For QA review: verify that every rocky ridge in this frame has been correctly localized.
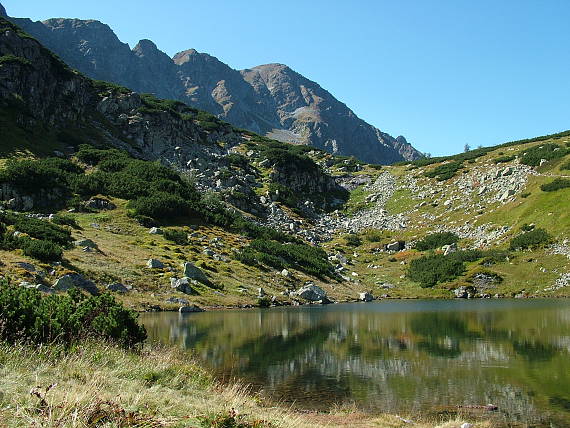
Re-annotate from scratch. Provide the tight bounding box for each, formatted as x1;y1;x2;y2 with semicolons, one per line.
5;5;422;164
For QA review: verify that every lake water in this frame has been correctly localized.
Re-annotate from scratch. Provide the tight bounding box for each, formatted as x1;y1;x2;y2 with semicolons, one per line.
141;299;570;426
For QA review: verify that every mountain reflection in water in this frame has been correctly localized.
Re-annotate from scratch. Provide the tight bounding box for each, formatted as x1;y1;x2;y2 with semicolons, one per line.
141;299;570;426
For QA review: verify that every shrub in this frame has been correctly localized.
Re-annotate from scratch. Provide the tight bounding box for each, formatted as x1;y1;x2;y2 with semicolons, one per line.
540;178;570;192
19;238;63;262
415;232;459;251
494;155;515;164
0;282;147;347
560;160;570;171
0;157;81;193
127;193;188;219
509;228;552;250
407;254;465;287
51;214;79;229
236;238;334;279
520;144;570;167
362;229;384;242
8;215;73;248
343;233;362;247
480;249;510;265
424;161;464;181
163;229;188;245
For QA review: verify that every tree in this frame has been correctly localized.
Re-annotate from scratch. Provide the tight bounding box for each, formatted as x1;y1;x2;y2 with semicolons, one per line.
464;144;471;152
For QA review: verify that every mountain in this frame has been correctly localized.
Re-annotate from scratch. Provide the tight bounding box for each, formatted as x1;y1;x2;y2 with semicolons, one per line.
4;4;422;164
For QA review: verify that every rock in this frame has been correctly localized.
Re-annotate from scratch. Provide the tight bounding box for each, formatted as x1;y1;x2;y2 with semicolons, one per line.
461;424;474;428
148;227;162;234
442;242;457;255
179;304;205;313
359;291;373;302
74;239;97;249
15;262;36;272
257;287;265;297
453;285;477;299
182;262;209;284
147;258;164;269
498;189;516;201
335;252;348;264
281;269;290;277
386;241;405;252
52;273;99;295
166;297;189;305
84;197;116;210
170;277;196;295
106;283;129;293
295;284;327;301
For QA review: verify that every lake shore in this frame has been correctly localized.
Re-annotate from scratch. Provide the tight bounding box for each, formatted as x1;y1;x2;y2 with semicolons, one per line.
0;340;490;428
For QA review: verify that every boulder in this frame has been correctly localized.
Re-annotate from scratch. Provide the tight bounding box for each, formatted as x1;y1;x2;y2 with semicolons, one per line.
281;269;290;277
74;239;97;249
453;285;477;299
52;273;99;295
166;297;189;305
147;258;164;269
106;283;129;293
442;242;457;256
170;277;196;295
148;227;162;234
385;241;405;252
295;284;327;302
84;197;116;210
182;262;209;284
179;304;205;313
15;262;36;272
359;291;374;302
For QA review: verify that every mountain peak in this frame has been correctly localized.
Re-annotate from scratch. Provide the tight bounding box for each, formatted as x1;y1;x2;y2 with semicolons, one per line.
0;3;7;18
133;38;159;55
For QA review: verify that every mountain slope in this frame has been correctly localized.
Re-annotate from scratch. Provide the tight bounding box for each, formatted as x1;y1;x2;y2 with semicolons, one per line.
5;5;422;164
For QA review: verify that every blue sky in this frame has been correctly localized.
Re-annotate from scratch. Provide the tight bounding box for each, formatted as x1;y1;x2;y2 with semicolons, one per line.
3;0;570;156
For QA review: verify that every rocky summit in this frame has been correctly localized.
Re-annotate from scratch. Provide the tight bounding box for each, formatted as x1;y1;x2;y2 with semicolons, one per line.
5;5;422;164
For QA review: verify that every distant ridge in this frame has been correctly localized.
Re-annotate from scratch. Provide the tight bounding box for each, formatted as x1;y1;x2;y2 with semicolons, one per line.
4;3;422;164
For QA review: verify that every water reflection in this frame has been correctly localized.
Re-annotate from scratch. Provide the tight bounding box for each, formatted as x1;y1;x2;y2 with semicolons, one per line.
142;299;570;425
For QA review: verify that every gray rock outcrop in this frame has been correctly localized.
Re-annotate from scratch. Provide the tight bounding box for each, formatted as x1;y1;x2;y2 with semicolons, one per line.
52;273;99;295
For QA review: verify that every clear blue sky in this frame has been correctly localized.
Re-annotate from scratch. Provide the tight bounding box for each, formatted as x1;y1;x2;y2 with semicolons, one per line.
3;0;570;156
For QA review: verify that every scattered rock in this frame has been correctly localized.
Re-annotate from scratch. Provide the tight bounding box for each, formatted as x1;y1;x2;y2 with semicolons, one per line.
385;241;405;252
170;277;196;295
74;239;97;249
179;305;204;313
147;258;164;269
295;284;328;301
166;297;189;305
106;283;129;293
52;273;99;295
84;197;116;210
359;291;374;302
453;285;477;299
182;262;209;284
148;227;162;234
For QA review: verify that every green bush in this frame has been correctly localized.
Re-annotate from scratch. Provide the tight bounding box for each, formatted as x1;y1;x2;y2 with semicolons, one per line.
509;228;552;250
0;282;146;347
520;144;570;167
0;158;81;193
8;215;73;248
493;155;515;164
127;193;189;219
540;178;570;192
19;238;63;262
407;254;465;287
163;229;188;245
415;232;459;251
343;233;362;247
236;238;334;279
424;161;464;181
51;214;80;229
560;160;570;170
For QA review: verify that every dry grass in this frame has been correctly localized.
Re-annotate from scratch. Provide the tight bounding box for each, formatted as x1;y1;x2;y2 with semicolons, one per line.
0;341;489;428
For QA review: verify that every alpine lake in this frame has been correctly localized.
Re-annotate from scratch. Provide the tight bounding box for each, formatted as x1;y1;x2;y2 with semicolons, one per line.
141;299;570;426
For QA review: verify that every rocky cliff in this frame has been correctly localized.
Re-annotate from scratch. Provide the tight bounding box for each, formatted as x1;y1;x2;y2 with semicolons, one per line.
4;4;422;164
